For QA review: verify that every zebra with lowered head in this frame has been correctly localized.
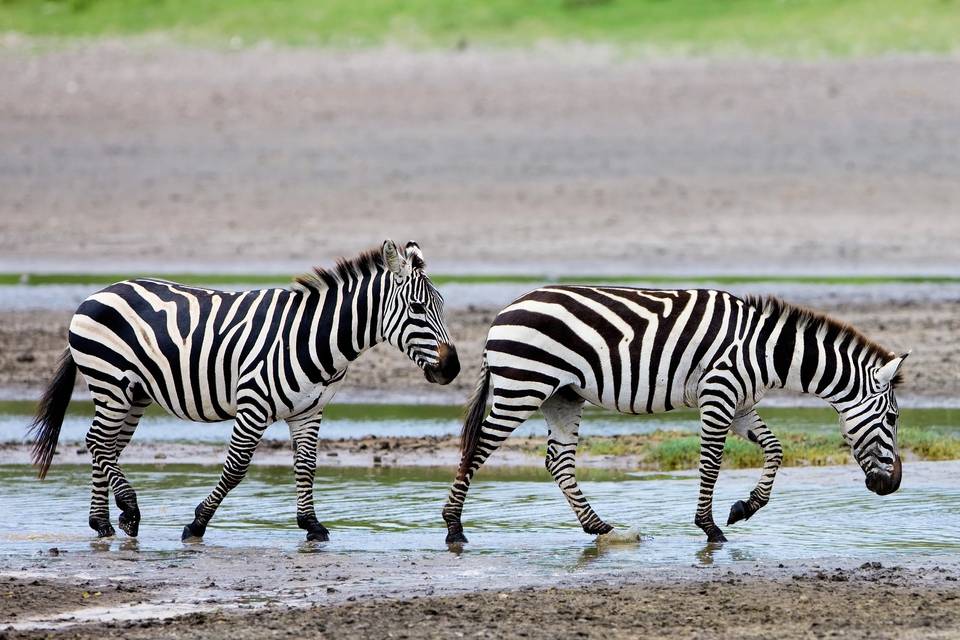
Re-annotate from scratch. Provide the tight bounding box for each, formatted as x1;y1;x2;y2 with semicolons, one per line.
29;240;460;542
443;286;907;544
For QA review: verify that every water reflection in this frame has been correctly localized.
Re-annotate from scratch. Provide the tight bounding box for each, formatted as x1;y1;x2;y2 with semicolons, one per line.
1;461;959;573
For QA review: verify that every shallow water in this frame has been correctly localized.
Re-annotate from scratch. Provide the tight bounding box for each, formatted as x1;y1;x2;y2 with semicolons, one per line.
2;405;958;443
1;461;959;571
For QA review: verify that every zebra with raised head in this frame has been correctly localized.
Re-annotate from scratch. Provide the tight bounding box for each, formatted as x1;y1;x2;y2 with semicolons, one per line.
443;287;907;544
29;241;460;542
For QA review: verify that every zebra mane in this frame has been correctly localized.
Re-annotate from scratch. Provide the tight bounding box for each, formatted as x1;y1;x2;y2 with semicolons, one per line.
744;295;904;388
293;248;386;292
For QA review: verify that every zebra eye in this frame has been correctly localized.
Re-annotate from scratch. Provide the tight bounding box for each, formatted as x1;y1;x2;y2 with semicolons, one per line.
410;302;426;314
885;411;898;427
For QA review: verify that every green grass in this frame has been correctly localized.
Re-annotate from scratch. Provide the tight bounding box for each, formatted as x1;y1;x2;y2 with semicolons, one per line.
579;426;960;470
3;271;959;288
578;430;850;470
5;399;959;470
0;0;958;56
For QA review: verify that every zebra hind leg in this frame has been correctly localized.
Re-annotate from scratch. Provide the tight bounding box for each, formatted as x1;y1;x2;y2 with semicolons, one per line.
182;410;267;541
86;394;142;537
442;384;547;545
727;410;783;526
114;399;151;536
541;389;612;536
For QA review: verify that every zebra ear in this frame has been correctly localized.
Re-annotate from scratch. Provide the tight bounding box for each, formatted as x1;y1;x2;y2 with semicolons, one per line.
875;352;909;386
405;241;425;270
382;239;409;278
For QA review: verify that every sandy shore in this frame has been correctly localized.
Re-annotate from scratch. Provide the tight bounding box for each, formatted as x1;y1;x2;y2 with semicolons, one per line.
0;43;958;276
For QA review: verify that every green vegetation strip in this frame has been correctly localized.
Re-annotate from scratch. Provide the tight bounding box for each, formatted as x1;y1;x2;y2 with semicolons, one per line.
5;400;959;470
567;426;960;470
2;0;959;56
3;272;958;288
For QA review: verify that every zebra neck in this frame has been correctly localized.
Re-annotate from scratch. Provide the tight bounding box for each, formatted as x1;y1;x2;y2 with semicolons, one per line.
764;312;871;406
300;270;390;376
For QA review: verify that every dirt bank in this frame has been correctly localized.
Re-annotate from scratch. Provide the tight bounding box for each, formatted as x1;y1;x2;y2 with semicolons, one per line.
2;298;956;401
0;576;145;625
5;564;960;639
0;44;958;275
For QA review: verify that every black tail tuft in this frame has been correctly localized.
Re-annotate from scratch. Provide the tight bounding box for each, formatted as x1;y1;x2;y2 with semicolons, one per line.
458;357;490;479
28;349;76;479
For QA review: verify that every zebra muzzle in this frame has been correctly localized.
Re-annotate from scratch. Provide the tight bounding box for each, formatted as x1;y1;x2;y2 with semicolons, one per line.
865;454;902;495
424;343;460;385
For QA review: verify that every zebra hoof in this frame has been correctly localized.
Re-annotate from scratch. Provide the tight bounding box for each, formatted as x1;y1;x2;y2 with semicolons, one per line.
181;522;205;542
446;530;468;545
305;527;329;542
583;522;614;535
727;500;754;526
90;518;115;538
707;530;728;544
118;510;140;537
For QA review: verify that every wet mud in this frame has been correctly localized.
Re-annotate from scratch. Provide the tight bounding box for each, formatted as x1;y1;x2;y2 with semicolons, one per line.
0;576;144;626
4;564;960;639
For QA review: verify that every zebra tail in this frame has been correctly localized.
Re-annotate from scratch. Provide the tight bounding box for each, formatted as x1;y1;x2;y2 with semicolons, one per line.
457;355;490;478
28;348;76;480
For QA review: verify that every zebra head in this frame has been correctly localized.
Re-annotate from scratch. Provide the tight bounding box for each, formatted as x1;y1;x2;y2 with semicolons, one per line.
380;240;460;385
837;353;908;496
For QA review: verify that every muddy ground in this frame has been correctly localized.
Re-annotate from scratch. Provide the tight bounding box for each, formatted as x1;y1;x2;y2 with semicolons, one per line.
0;43;958;276
4;564;960;639
0;577;144;626
2;298;956;401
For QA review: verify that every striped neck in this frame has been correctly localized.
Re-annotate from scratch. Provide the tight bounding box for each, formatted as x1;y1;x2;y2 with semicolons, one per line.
295;267;394;380
758;299;885;408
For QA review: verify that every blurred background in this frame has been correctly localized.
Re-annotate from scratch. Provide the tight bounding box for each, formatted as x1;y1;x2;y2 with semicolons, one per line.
0;0;957;403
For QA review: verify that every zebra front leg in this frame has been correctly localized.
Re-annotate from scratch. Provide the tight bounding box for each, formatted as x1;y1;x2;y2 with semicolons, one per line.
727;410;783;526
694;397;736;543
541;392;612;535
287;413;329;542
182;411;267;541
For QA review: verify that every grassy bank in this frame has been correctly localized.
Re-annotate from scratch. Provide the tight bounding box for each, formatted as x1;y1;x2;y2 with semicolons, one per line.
4;400;959;470
570;426;960;470
0;0;958;56
3;272;958;288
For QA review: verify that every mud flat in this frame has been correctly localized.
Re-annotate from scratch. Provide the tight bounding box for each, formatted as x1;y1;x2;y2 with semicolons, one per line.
3;563;960;639
1;44;959;275
0;576;145;627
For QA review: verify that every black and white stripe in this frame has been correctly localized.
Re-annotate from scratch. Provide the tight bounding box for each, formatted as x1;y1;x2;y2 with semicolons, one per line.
444;287;907;544
29;240;460;541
